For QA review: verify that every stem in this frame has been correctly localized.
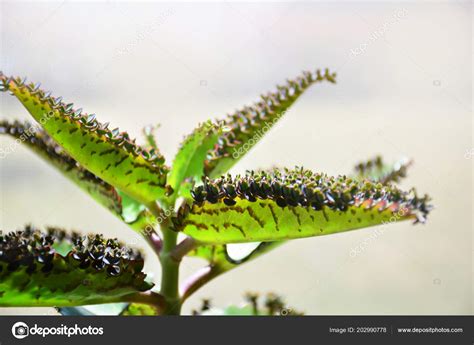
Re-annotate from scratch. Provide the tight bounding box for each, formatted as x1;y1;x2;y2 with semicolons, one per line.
147;201;181;315
170;237;196;262
144;231;162;256
159;224;181;314
180;265;221;303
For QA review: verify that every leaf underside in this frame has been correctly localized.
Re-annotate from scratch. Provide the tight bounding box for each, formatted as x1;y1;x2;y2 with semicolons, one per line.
176;168;431;244
168;121;221;198
0;226;152;307
188;241;284;276
0;74;169;204
0;120;123;215
203;69;336;178
0;120;155;231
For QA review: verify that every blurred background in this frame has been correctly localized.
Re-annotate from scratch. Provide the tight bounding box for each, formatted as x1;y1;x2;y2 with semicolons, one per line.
0;1;472;315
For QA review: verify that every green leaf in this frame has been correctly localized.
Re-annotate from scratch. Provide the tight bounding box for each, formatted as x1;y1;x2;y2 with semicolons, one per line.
203;69;336;178
354;156;412;184
118;190;146;223
120;303;158;315
185;156;414;271
184;242;284;297
0;121;158;234
0;120;123;215
189;241;284;274
0;75;169;205
48;227;77;256
0;226;153;307
175;168;431;244
188;157;411;264
201;304;256;316
126;209;157;232
168;121;221;197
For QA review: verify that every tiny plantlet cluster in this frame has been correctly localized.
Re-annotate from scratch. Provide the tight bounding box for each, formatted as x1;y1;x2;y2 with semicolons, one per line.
0;69;431;315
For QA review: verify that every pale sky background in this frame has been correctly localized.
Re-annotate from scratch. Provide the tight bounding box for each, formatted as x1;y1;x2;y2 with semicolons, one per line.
0;1;472;315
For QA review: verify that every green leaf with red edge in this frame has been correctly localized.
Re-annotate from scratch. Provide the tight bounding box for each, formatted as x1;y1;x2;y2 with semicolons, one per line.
0;74;169;205
186;158;421;287
203;69;336;178
175;168;431;244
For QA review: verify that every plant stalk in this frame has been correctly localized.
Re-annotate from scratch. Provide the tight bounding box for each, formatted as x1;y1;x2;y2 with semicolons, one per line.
159;224;181;315
147;201;182;315
180;265;221;303
170;237;196;262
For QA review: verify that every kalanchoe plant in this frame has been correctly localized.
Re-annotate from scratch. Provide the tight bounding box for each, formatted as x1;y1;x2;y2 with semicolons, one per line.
0;69;431;315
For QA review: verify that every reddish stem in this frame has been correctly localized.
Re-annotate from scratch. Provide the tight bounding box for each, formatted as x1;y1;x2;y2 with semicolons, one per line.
170;237;196;262
180;265;221;302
